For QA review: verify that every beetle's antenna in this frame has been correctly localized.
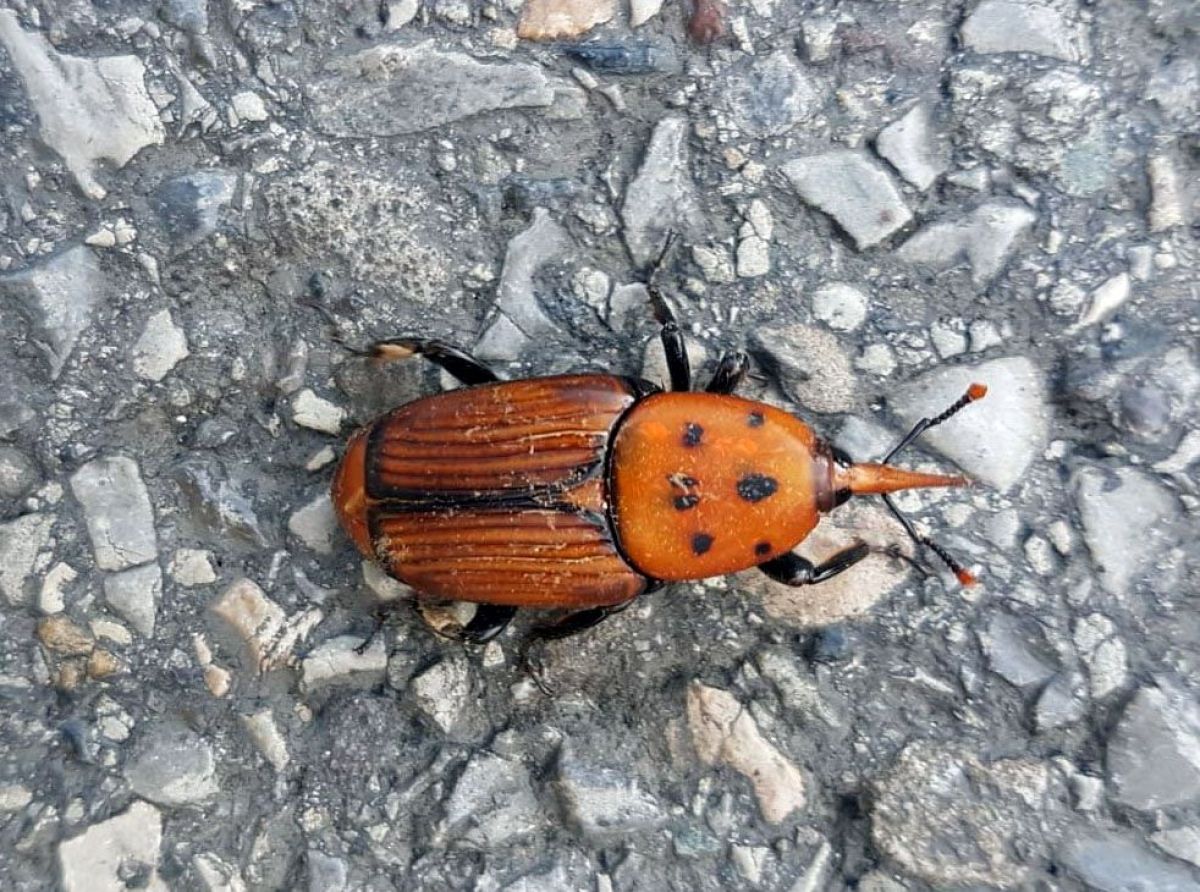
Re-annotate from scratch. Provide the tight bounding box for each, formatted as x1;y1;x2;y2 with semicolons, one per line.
881;493;977;586
883;383;988;464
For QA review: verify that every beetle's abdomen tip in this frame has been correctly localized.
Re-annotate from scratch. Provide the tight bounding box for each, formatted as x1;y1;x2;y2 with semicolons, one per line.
331;426;375;557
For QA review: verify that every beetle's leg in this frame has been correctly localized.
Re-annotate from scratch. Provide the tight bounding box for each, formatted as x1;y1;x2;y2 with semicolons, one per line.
758;542;870;585
516;602;634;694
459;604;519;644
706;351;750;394
643;235;692;392
368;337;500;386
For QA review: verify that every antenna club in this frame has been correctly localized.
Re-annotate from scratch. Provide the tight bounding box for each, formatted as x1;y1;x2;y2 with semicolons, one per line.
956;567;978;586
967;382;988;402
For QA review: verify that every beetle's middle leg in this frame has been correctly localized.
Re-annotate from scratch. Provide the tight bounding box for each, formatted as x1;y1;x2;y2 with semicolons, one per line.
369;337;499;386
757;542;870;585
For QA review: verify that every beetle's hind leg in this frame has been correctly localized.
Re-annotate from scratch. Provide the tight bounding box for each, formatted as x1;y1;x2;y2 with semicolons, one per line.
517;602;634;695
369;337;499;386
758;543;870;585
459;604;519;644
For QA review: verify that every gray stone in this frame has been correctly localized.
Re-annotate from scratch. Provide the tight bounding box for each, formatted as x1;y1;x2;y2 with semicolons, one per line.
132;310;189;382
897;203;1036;285
621;116;702;267
811;282;868;332
872;743;1068;887
307;850;348;892
411;655;471;735
961;1;1089;63
437;753;543;848
0;245;106;379
751;324;858;414
1035;672;1088;732
555;754;666;843
1109;682;1200;811
151;171;237;251
174;460;274;550
1060;833;1200;892
58;801;166;892
125;721;219;806
0;10;164;199
0;446;39;502
716;51;819;138
71;457;157;572
475;209;570;361
979;613;1056;688
891;356;1047;493
1152;827;1200;870
162;0;208;33
1073;613;1127;699
301;635;387;691
1075;466;1180;597
103;562;162;637
780;151;912;249
876;104;946;190
309;41;556;136
0;513;54;606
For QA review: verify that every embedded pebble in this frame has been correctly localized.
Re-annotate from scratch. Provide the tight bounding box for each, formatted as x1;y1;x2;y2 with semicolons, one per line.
0;10;164;199
132;310;190;382
891;356;1047;492
70;457;157;572
300;634;387;691
780;151;912;249
292;390;347;435
475;209;571;361
621;116;702;267
1035;672;1089;731
811;283;868;331
897;203;1037;285
38;562;76;614
1148;154;1187;231
58;801;166;892
192;853;246;892
1075;272;1132;329
124;721;219;806
717;51;820;139
1074;466;1179;597
1060;832;1200;891
0;245;106;379
961;0;1089;63
362;560;412;602
210;578;323;671
0;784;32;812
1108;681;1200;811
411;654;471;734
309;42;556;137
980;613;1056;688
630;0;665;27
876;104;946;190
231;91;268;122
1150;827;1200;869
687;681;806;823
555;753;667;843
168;548;217;586
0;445;39;500
152;171;237;251
240;709;290;773
517;0;616;40
1073;613;1127;699
287;492;339;555
174;461;273;550
103;562;161;637
436;752;544;848
0;513;55;606
751;324;858;414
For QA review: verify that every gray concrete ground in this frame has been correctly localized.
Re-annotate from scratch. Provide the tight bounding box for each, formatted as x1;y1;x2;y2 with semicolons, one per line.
0;0;1198;889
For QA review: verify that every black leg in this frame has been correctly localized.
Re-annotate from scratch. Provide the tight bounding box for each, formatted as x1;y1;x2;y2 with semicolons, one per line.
706;351;749;394
460;604;519;644
758;543;870;586
516;603;633;695
369;337;499;386
642;233;691;392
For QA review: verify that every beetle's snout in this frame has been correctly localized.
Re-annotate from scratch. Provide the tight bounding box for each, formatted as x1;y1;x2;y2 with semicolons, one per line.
836;463;970;497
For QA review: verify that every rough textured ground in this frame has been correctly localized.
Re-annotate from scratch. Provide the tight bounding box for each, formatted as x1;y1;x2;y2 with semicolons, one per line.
0;0;1197;889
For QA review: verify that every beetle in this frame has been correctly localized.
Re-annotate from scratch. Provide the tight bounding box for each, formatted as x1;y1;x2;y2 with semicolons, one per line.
329;285;986;647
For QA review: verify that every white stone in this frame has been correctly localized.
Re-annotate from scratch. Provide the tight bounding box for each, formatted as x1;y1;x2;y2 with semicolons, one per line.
692;244;736;284
736;235;770;278
210;578;323;672
169;548;217;586
0;513;55;606
38;561;76;614
856;343;897;377
1075;272;1131;329
287;492;339;555
780;151;912;249
58;801;166;892
132;310;189;381
876;104;946;190
412;655;472;734
103;562;161;637
125;723;219;806
898;203;1037;285
301;635;387;690
192;853;247;892
231;91;268;122
291;389;346;435
630;0;665;27
70;457;157;571
812;282;868;331
384;0;419;29
891;356;1047;492
961;0;1088;63
0;784;32;811
362;560;412;602
240;709;289;772
1148;154;1186;231
688;682;806;823
0;10;164;199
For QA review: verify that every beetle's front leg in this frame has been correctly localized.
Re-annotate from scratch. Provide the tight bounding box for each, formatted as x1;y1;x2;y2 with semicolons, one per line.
758;542;870;585
369;337;499;386
706;351;750;394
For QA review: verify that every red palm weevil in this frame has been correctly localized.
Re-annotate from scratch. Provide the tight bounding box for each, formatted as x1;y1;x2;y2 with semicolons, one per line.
329;290;986;644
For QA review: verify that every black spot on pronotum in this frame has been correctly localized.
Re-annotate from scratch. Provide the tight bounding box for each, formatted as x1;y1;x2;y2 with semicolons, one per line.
747;411;764;427
674;494;700;511
737;473;779;503
682;422;703;447
755;541;772;557
692;533;713;555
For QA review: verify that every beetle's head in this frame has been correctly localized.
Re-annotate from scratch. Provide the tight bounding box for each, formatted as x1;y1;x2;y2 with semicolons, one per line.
814;383;987;585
